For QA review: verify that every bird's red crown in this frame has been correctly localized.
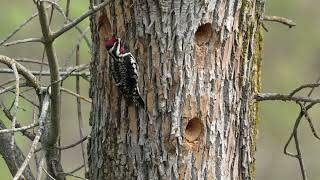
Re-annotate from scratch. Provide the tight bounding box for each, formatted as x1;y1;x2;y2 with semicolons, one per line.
104;36;126;54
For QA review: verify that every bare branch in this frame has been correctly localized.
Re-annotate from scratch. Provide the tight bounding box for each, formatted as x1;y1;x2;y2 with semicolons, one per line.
0;78;17;87
58;136;88;150
0;82;26;95
264;15;296;28
0;122;39;134
52;0;111;39
36;2;67;178
289;83;320;97
47;64;90;90
54;1;91;48
261;22;269;32
42;167;57;180
37;1;61;147
0;86;39;108
63;27;90;68
13;93;50;180
76;45;87;174
10;63;19;152
0;101;37;140
255;93;320;103
2;38;43;47
281;79;320;180
40;0;67;20
0;14;39;46
0;68;90;77
60;172;87;180
52;6;91;48
0;1;61;46
35;136;88;153
61;88;91;103
16;58;49;66
0;55;41;92
0;120;35;180
68;164;84;174
65;0;71;18
293;125;306;180
299;102;320;140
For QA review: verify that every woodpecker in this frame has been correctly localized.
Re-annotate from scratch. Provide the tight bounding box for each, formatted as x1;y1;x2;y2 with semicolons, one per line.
104;36;145;108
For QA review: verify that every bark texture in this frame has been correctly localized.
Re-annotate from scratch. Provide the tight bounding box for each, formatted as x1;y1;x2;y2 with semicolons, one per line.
88;0;265;179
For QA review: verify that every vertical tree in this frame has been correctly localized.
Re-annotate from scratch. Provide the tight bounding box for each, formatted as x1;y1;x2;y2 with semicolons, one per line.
88;0;264;179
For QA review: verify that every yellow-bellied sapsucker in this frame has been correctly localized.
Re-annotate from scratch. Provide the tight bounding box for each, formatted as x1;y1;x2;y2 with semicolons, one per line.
104;36;145;108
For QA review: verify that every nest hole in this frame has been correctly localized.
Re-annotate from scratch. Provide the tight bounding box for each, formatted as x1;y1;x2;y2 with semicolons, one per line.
194;23;213;45
185;118;204;142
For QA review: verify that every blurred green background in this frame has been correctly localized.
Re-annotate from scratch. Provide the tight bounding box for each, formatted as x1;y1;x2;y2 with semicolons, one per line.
0;1;320;179
257;0;320;180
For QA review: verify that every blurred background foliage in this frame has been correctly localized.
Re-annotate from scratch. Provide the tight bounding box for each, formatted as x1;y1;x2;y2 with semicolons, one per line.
0;1;91;179
258;0;320;179
0;0;319;179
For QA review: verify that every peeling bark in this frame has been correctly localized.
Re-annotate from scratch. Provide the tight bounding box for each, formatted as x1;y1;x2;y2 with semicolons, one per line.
88;0;265;179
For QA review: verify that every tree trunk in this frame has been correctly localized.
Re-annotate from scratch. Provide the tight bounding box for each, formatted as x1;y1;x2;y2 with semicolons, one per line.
88;0;264;179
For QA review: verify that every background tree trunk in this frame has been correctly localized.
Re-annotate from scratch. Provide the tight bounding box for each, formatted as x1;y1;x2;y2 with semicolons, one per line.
88;0;264;179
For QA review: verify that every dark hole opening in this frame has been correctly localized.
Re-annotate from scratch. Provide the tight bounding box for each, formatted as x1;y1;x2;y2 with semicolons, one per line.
185;117;203;142
194;23;213;45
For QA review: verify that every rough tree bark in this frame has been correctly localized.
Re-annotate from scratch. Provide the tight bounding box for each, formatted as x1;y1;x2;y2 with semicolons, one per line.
88;0;264;179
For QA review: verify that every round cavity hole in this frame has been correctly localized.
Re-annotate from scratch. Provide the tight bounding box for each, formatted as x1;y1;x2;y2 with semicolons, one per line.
194;23;213;45
185;118;203;142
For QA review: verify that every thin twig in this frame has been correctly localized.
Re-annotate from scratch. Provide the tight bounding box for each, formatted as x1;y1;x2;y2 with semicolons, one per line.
264;15;296;28
40;0;67;20
57;136;88;150
36;156;45;180
53;7;91;48
293;124;306;180
0;123;39;134
60;172;87;180
0;68;90;77
16;58;49;66
61;88;91;103
65;0;71;18
0;85;39;107
0;120;35;179
47;64;90;90
0;101;37;140
0;55;41;92
35;136;88;152
0;15;39;46
42;167;57;180
52;0;111;39
75;45;88;174
0;78;17;87
58;164;87;179
299;102;320;140
69;164;84;174
289;83;320;97
63;27;90;68
255;93;320;103
2;38;43;47
282;78;320;179
10;63;19;152
0;1;60;46
0;82;26;95
13;93;50;180
261;22;269;32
